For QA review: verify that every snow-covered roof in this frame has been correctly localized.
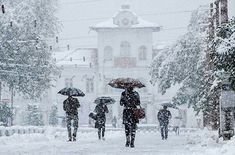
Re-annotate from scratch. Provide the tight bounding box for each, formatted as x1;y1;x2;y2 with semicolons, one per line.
52;48;97;66
90;4;160;31
91;18;160;31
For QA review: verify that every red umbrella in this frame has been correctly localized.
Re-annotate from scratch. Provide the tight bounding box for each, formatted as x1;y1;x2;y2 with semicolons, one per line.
108;78;145;89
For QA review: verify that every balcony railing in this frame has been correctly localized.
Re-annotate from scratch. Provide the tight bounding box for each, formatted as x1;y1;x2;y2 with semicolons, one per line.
114;57;136;68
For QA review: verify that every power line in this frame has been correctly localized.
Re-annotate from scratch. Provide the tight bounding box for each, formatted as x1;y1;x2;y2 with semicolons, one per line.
59;0;104;5
0;26;188;45
0;62;52;69
0;69;56;79
53;35;97;41
52;27;188;42
58;9;211;23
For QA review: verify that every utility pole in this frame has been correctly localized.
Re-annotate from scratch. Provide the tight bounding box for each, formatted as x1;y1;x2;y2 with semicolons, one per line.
220;0;228;24
205;0;229;130
214;0;220;27
0;82;1;102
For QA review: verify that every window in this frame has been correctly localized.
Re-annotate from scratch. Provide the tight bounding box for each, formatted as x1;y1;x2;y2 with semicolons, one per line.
138;46;147;60
65;78;73;87
120;41;131;57
104;46;113;61
86;78;94;93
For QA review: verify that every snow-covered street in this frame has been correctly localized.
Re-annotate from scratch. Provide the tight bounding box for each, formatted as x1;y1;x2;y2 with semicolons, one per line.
1;0;235;155
0;127;230;155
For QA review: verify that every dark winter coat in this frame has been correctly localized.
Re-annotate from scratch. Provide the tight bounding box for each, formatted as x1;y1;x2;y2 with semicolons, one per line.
95;104;108;128
157;109;172;126
63;96;80;115
120;90;140;124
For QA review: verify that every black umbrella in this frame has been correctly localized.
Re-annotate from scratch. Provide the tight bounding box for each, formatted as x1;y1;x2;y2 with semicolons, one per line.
58;87;85;97
94;96;115;105
108;78;145;89
161;102;178;109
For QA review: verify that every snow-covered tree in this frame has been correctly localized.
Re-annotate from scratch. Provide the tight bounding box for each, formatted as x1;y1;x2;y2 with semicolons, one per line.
0;0;59;99
25;104;44;126
49;105;58;126
214;17;235;90
150;8;221;128
0;103;13;126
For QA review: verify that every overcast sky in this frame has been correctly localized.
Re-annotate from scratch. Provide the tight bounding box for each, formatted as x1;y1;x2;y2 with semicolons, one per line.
57;0;235;49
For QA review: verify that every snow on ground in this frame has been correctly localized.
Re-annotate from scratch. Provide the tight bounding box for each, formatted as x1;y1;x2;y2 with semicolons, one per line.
0;127;233;155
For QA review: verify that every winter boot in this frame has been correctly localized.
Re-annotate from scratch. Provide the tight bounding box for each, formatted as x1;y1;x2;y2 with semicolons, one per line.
67;131;72;142
125;136;130;147
130;132;135;148
72;133;76;141
98;129;101;140
130;138;135;148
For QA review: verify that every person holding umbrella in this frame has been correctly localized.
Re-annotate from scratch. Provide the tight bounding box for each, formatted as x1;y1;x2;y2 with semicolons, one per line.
58;87;85;142
63;95;80;141
120;86;141;148
91;97;115;140
157;105;172;140
94;100;109;140
109;78;145;148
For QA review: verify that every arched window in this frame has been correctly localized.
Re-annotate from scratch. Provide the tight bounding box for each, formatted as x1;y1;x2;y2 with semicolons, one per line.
104;46;113;61
120;41;131;57
138;46;147;60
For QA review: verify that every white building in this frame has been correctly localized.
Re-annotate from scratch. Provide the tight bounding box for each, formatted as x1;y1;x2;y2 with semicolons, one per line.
90;4;160;124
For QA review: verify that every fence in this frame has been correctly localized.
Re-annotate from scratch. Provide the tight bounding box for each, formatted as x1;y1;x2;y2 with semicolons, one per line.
0;126;45;137
0;125;200;137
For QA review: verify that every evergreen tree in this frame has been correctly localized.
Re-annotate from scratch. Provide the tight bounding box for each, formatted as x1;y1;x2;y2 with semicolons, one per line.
0;103;13;126
214;18;235;90
25;104;44;126
0;0;59;99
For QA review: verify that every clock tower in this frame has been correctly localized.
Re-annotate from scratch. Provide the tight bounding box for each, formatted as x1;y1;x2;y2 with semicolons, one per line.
113;4;138;27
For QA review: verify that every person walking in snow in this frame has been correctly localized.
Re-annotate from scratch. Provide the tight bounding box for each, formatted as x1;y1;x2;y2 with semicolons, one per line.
120;87;140;148
63;96;80;141
157;106;172;140
94;102;109;140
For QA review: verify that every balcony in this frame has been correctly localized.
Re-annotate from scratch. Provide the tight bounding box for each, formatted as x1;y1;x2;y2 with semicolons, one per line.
114;57;136;68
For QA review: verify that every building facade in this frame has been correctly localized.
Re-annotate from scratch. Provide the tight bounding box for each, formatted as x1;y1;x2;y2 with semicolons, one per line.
90;4;160;124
